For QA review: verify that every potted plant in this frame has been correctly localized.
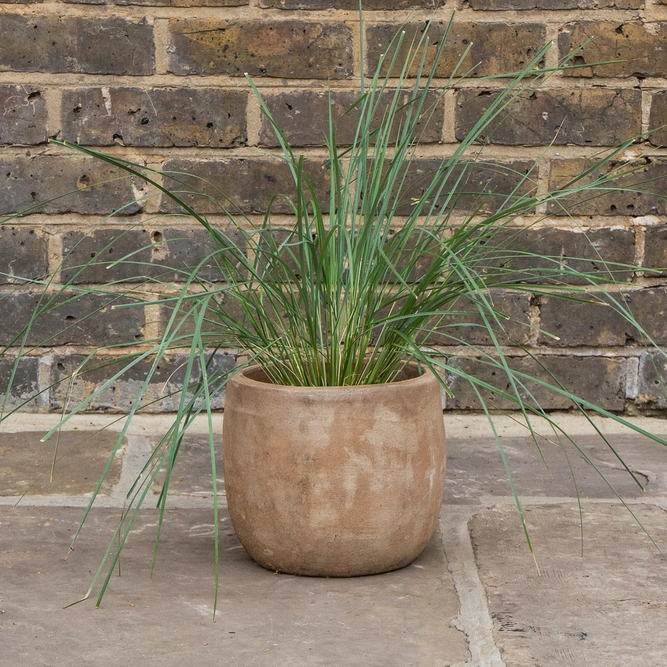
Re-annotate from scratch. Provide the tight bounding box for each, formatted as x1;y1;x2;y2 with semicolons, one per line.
3;14;666;609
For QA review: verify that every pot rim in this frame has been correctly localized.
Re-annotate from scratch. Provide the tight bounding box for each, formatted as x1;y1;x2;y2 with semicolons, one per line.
230;361;439;394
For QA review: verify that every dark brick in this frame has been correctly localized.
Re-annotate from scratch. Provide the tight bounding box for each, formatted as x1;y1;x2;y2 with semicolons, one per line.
168;20;353;79
539;292;630;347
636;351;667;409
649;92;667;147
395;159;536;216
627;289;667;346
259;89;442;148
62;88;247;148
470;0;640;8
260;0;443;7
0;16;154;75
0;227;48;283
367;22;546;78
0;86;48;145
475;227;635;285
65;0;246;5
0;156;144;216
548;158;667;217
60;227;245;284
455;88;641;146
0;357;40;411
540;288;667;347
424;291;532;346
559;22;667;78
168;0;247;4
447;355;626;411
0;291;144;347
159;296;247;341
50;350;236;412
160;158;331;215
644;226;667;275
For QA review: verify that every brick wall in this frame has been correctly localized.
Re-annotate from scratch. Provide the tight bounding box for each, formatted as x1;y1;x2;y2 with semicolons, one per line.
1;0;667;413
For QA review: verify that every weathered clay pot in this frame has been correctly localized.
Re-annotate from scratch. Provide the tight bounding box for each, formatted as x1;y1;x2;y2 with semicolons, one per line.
222;363;446;576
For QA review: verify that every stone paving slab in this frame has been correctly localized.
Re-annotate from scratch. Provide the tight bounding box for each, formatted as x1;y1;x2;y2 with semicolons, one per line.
445;433;667;504
469;503;667;667
0;506;468;667
0;431;123;496
150;433;223;497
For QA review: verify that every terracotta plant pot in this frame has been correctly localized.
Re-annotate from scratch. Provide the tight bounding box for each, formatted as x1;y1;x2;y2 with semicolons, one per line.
222;363;447;577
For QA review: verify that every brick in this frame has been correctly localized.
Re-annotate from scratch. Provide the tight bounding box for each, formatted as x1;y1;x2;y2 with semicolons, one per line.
455;89;641;146
168;20;353;79
159;296;247;341
447;355;626;411
260;0;443;7
367;23;546;78
0;291;145;346
558;22;667;78
477;227;635;284
65;0;246;5
396;159;535;216
470;0;640;8
539;292;629;347
649;92;667;148
62;88;247;148
644;226;667;276
0;86;48;145
0;16;154;75
60;227;245;284
160;158;331;215
636;351;667;409
0;156;144;216
50;350;236;412
424;290;532;346
259;90;442;148
0;357;40;411
626;289;667;346
540;288;667;347
548;158;667;217
0;227;48;283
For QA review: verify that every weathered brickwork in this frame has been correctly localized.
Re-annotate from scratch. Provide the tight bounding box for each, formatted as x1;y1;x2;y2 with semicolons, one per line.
160;158;331;214
455;89;641;146
0;16;155;75
60;227;245;283
0;227;49;283
259;90;443;147
367;22;546;78
548;159;667;216
649;92;667;148
168;20;354;78
0;156;145;215
62;88;248;148
0;292;145;346
558;22;667;78
0;86;48;145
1;0;666;414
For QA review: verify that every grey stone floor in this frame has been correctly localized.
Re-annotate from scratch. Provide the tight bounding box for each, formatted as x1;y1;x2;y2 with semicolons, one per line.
2;413;667;666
